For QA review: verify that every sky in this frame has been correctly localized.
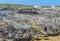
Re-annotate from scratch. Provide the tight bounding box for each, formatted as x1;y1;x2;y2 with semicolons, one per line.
0;0;60;6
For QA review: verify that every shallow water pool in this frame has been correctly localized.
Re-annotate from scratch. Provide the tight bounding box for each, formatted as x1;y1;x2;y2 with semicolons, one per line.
12;24;31;28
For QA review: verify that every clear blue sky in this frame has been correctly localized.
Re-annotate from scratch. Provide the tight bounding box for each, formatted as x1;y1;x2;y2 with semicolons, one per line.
0;0;60;6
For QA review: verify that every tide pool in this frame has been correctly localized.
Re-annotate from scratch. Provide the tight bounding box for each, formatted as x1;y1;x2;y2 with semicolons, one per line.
12;24;31;28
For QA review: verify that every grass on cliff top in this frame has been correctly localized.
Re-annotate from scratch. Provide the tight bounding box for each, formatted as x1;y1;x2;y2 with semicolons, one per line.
0;4;33;8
